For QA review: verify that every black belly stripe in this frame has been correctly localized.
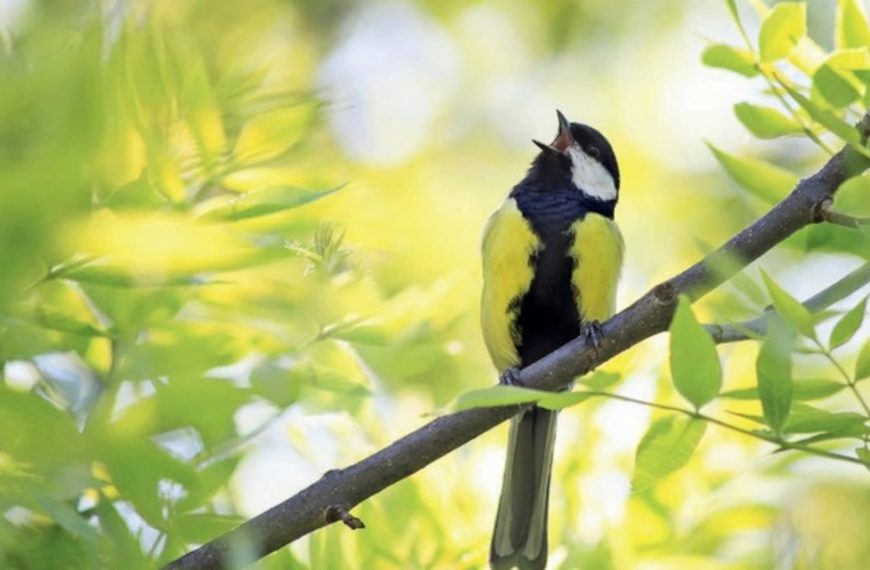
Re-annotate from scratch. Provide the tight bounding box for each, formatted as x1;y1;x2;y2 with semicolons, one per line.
510;187;592;368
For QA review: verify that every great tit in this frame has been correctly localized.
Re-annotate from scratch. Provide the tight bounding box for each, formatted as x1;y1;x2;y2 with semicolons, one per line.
481;111;624;570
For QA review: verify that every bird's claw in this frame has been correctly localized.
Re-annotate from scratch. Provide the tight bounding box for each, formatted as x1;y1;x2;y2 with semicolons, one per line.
498;367;523;387
581;320;604;356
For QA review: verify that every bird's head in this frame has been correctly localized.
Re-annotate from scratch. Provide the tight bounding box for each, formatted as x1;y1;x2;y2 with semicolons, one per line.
532;110;620;202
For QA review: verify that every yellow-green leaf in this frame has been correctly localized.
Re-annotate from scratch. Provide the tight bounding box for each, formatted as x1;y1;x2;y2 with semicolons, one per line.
856;339;870;381
707;143;798;204
537;391;594;410
761;271;816;339
233;105;316;164
759;2;807;62
830;296;867;349
702;44;759;77
734;102;803;138
669;296;722;409
756;317;795;433
454;385;549;411
814;64;861;108
203;185;342;221
836;0;870;50
632;417;706;492
783;84;861;144
833;175;870;217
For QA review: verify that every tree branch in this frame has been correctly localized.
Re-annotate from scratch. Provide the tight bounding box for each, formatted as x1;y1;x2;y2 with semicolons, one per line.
706;260;870;343
165;127;870;570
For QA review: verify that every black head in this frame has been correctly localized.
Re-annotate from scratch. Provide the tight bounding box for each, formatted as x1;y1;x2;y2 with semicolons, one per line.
532;110;620;201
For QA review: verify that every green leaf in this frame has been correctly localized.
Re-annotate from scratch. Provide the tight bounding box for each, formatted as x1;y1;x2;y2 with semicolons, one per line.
721;377;845;400
756;317;795;433
856;447;870;471
782;84;861;145
631;416;706;492
707;143;798;204
758;2;807;62
250;360;301;407
734;103;803;138
783;403;866;434
537;391;594;410
830;296;867;349
833;175;870;217
233;105;316;164
761;271;816;339
29;305;107;337
836;0;870;49
814;63;861;108
702;44;759;77
203;185;341;221
856;339;870;380
578;370;622;391
669;296;722;409
173;513;245;544
454;385;549;411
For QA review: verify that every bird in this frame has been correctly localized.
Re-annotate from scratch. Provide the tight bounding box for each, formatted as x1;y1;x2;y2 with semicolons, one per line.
480;110;624;570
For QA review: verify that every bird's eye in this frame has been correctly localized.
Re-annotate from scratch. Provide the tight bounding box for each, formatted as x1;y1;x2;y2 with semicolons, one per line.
587;146;600;159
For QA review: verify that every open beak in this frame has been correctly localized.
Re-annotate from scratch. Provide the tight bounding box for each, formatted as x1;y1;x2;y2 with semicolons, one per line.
553;109;573;152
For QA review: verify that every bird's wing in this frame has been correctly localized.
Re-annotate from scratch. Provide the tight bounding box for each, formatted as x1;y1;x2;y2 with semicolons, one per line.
569;212;624;323
480;198;540;372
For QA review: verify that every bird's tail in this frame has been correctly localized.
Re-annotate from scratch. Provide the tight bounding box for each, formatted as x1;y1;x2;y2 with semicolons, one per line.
490;406;558;570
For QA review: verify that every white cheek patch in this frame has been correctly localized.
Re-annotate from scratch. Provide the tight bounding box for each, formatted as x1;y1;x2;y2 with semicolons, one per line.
567;145;617;201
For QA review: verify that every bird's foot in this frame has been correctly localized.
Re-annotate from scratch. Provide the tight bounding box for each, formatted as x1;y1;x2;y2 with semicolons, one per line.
498;367;524;387
581;320;604;357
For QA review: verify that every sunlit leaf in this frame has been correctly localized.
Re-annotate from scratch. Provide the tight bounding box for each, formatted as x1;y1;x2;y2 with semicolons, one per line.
537;391;594;410
180;56;227;175
202;185;341;221
233;105;316;164
761;271;816;339
833;175;870;217
632;416;706;492
758;2;807;62
250;360;302;407
756;317;794;433
814;64;861;108
702;44;758;77
578;370;622;391
454;385;548;411
734;103;803;138
722;377;845;401
836;0;870;49
669;296;721;409
830;296;867;349
857;447;870;471
856;339;870;380
782;84;861;145
173;513;245;544
707;143;798;204
29;305;107;337
784;403;866;434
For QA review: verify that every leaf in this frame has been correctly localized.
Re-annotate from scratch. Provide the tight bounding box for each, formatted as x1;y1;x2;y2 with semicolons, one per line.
702;44;759;77
250;360;301;407
454;385;549;411
669;296;722;409
783;84;861;145
761;271;816;339
758;2;807;62
856;339;870;381
721;377;845;401
857;447;870;472
734;103;803;138
834;175;870;217
30;305;107;337
202;185;341;221
836;0;870;50
756;317;795;433
537;391;594;411
783;403;866;434
707;143;798;204
173;513;245;544
578;370;622;391
813;63;861;108
233;105;316;164
830;296;867;349
631;416;706;492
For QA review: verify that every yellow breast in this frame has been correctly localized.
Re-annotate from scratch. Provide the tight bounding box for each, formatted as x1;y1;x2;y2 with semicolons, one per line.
569;213;624;323
480;198;540;372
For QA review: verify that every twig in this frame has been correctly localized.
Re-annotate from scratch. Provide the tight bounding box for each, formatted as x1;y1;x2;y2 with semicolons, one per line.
706;261;870;343
818;198;870;228
164;111;870;570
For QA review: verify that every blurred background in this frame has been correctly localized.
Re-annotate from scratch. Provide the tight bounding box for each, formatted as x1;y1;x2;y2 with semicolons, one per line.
1;0;869;568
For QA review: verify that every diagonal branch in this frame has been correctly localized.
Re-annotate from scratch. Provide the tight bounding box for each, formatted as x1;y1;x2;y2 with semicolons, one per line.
165;123;870;570
706;260;870;343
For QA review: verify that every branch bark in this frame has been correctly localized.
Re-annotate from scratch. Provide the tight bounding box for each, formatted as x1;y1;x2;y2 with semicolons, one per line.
166;136;870;570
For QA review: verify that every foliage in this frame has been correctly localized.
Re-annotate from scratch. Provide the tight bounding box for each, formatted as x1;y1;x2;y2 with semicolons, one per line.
1;0;869;569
